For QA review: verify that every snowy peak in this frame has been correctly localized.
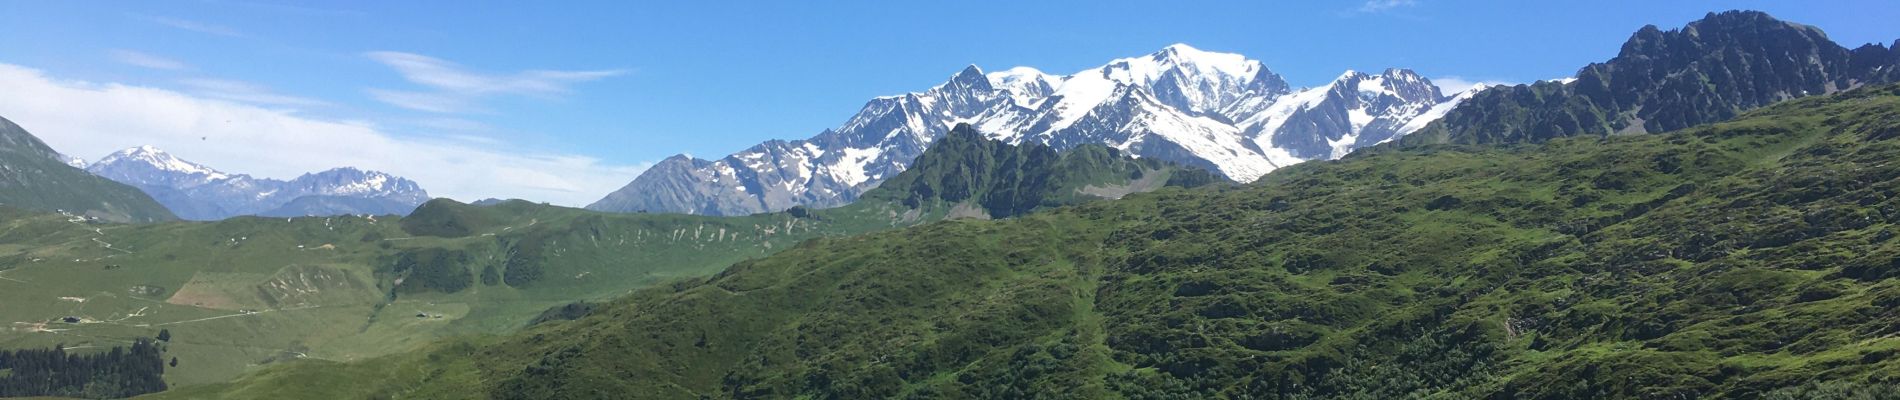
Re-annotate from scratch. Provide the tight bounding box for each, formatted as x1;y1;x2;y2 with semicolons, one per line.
944;65;991;91
1113;43;1258;81
1324;69;1439;98
87;145;231;188
290;167;429;201
91;145;229;182
986;67;1059;107
1245;67;1453;160
1370;68;1445;104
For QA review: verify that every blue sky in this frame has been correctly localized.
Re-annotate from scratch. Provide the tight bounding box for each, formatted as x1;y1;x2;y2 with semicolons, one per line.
1;0;1896;204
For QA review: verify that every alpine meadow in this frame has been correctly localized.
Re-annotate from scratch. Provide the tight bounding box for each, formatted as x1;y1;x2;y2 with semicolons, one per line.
2;3;1900;400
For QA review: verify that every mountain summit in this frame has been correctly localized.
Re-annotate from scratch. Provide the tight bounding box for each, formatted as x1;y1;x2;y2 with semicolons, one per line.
85;147;430;220
590;44;1470;216
1403;10;1900;145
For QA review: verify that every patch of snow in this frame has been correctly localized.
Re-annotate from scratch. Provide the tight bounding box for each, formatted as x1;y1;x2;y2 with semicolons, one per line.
829;146;883;187
1395;83;1489;136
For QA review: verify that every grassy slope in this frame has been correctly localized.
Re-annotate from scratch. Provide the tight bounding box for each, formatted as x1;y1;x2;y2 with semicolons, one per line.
161;84;1900;399
0;128;1202;390
0;116;176;223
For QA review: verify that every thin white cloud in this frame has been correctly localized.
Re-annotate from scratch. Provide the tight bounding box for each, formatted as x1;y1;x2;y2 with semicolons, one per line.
177;78;331;108
0;63;647;206
140;15;243;37
364;51;624;113
365;88;472;113
1431;76;1514;94
109;49;189;71
1358;0;1417;13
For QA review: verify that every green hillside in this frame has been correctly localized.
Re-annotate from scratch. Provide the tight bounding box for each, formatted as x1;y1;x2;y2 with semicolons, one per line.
0;116;176;223
0;125;1207;391
157;84;1900;399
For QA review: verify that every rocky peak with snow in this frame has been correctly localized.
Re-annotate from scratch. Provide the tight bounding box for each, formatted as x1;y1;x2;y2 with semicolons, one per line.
590;44;1474;216
1245;68;1453;160
287;167;428;202
83;146;430;220
87;145;230;188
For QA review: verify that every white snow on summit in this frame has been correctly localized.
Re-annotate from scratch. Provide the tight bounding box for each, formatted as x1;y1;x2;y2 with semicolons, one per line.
95;145;229;180
84;147;430;220
593;44;1468;216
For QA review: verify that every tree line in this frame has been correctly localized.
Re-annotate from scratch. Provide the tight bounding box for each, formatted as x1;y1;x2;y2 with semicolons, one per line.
0;336;168;398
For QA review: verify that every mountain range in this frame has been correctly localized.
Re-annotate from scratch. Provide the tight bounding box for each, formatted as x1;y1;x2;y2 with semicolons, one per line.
4;8;1900;400
589;44;1479;216
81;146;431;220
163;71;1900;400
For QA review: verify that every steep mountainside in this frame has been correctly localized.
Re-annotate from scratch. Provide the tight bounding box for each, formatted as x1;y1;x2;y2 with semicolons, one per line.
168;84;1900;399
86;146;430;220
590;44;1470;216
0;116;174;222
1403;10;1900;146
0;131;1207;388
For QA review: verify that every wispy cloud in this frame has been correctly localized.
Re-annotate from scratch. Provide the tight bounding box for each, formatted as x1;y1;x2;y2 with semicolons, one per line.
365;89;471;113
1357;0;1417;13
108;49;190;70
363;51;625;113
139;15;243;37
0;63;647;206
177;78;330;108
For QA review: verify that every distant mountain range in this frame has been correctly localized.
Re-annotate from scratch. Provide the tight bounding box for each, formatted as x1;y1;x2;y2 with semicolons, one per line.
0;116;174;222
1401;10;1900;146
590;44;1481;216
81;146;430;220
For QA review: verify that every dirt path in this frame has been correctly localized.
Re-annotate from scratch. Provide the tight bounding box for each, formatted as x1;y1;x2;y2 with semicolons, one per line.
140;305;324;326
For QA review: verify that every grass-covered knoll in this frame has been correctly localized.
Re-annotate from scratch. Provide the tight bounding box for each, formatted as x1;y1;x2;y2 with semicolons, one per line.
862;124;1220;219
0;127;1200;391
167;84;1900;399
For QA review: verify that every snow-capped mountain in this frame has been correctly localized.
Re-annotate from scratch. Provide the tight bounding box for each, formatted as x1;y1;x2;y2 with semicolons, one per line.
591;44;1484;216
87;145;230;188
85;146;430;220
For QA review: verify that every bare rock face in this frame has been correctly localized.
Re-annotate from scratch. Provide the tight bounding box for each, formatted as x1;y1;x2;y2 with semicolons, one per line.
1406;10;1900;146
